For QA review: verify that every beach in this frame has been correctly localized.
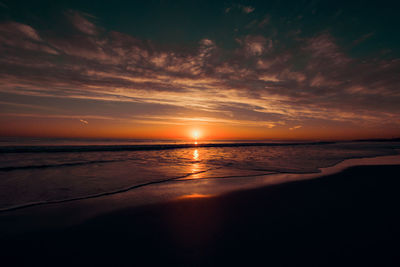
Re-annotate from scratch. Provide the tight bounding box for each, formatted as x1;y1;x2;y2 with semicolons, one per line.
2;0;400;265
1;163;400;266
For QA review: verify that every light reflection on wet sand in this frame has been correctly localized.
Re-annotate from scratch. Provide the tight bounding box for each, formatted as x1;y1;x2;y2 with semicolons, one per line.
176;193;214;200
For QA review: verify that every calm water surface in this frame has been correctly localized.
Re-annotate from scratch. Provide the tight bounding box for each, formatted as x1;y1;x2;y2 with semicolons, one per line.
0;138;399;211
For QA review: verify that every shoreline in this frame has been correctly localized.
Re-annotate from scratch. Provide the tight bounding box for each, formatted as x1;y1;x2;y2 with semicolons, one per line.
0;153;399;237
1;163;400;266
1;153;399;213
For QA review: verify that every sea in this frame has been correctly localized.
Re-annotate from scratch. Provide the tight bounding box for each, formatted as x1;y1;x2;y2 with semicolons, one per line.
1;137;400;212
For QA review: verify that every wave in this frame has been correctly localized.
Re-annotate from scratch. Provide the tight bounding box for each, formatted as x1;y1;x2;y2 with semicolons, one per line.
0;141;336;153
0;167;218;212
0;141;335;171
1;151;399;213
0;159;124;172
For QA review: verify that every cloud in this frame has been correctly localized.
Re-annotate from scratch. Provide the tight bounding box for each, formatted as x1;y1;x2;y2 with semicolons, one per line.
8;22;42;41
289;125;302;131
200;38;214;46
225;4;255;14
258;74;280;82
258;16;270;27
1;11;400;136
0;21;59;54
65;10;98;35
0;22;38;42
238;35;272;56
242;6;255;14
353;32;374;46
305;33;350;66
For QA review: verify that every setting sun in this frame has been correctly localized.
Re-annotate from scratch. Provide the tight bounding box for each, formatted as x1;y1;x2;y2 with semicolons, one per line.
191;129;201;140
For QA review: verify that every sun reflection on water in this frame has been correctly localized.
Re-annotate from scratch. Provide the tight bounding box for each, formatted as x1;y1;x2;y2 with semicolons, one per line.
180;148;206;179
193;149;199;161
191;149;201;174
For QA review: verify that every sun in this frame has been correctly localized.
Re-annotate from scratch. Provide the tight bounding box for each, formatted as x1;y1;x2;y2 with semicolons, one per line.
191;129;201;140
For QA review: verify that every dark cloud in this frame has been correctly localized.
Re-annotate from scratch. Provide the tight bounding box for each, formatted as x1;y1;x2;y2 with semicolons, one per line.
225;4;255;14
64;10;98;35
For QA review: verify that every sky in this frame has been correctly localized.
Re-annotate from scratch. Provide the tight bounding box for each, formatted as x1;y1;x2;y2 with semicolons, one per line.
0;0;400;140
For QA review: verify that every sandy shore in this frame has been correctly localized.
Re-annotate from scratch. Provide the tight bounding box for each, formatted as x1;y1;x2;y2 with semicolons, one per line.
1;163;400;266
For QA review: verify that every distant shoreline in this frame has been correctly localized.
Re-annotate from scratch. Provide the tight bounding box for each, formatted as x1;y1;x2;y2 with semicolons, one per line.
1;138;399;153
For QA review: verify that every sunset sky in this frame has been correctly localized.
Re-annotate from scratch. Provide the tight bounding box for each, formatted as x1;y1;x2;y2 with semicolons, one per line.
1;0;399;140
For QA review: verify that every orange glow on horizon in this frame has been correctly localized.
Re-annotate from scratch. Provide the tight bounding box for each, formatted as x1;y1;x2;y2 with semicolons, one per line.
1;116;399;141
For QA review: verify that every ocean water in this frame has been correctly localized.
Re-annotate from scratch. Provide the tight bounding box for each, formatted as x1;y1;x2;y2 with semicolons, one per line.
0;138;399;211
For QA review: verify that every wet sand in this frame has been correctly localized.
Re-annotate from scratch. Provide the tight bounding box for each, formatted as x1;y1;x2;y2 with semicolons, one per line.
1;164;400;266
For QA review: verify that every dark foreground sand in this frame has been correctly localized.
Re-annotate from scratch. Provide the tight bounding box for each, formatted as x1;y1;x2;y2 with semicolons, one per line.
1;165;400;266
